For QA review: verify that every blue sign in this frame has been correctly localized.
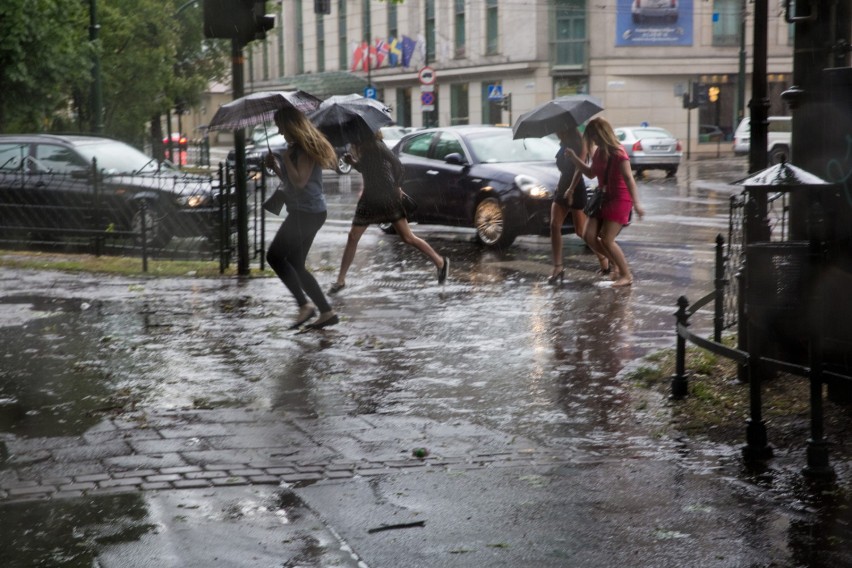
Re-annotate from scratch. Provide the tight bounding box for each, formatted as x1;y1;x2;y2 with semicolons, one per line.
487;84;503;101
364;86;377;99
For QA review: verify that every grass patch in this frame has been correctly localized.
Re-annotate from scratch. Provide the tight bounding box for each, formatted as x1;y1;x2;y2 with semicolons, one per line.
0;250;276;278
627;338;852;457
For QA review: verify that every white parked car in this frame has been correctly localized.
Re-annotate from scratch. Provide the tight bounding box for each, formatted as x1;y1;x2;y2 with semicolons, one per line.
614;125;682;177
632;0;679;24
732;116;792;164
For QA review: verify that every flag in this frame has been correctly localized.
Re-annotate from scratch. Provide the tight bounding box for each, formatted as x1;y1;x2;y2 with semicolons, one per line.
387;37;401;67
374;38;389;68
401;35;416;67
351;42;367;72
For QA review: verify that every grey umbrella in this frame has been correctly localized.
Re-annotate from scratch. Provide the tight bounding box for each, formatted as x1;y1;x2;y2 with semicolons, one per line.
512;95;604;139
308;94;394;147
207;90;322;131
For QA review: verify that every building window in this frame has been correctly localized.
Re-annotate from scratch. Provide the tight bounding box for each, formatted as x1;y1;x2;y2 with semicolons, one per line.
486;0;498;55
712;0;739;47
362;0;371;43
552;0;585;67
425;0;436;62
451;83;469;125
295;0;304;74
277;17;285;77
454;0;466;59
396;87;411;127
338;0;347;71
317;14;325;72
388;3;398;38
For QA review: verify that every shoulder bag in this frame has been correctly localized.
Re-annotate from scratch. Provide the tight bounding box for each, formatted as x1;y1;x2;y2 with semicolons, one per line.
583;155;613;218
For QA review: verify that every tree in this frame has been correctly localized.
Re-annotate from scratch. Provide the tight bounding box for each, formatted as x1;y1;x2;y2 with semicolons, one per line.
0;0;90;132
0;0;228;146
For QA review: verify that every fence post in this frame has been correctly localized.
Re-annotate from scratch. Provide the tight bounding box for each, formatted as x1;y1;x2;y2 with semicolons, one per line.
671;295;690;399
218;163;227;274
742;319;773;463
713;234;725;343
139;200;149;273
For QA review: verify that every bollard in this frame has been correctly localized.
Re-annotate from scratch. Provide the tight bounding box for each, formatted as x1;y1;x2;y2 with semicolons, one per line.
671;296;690;399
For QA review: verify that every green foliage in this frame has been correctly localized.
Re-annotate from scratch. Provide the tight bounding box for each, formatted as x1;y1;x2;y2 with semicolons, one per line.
0;0;228;143
0;0;90;131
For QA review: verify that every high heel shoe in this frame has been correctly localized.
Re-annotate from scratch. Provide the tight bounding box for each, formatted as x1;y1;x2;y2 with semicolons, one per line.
547;266;565;285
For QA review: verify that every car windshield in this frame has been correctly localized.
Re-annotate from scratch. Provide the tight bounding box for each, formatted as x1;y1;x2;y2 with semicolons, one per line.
75;140;174;174
466;130;559;163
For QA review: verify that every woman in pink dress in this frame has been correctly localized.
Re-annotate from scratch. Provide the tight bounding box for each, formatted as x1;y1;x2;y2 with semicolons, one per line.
565;117;644;287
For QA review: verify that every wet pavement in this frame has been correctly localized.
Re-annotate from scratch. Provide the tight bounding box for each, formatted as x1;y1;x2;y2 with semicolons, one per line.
1;156;850;567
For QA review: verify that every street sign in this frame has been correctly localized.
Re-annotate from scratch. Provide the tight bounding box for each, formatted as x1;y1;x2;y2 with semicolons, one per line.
487;84;503;101
418;66;436;85
421;91;435;111
364;86;377;99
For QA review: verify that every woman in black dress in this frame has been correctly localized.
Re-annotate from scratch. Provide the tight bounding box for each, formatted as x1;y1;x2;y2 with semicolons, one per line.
329;131;448;294
548;127;589;284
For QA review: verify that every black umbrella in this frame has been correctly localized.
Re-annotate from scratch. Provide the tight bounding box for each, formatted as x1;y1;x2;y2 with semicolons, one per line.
512;95;604;139
308;94;394;147
207;90;322;132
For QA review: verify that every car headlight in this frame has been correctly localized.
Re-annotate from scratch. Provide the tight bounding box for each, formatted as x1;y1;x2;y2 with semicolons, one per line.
515;174;551;199
178;194;210;208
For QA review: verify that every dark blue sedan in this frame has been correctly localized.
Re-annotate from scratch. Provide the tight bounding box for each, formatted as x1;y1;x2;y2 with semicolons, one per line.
392;125;573;249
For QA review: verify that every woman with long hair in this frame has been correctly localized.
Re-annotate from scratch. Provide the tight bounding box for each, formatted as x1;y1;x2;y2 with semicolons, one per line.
548;126;590;285
328;130;448;294
263;106;340;329
565;117;644;287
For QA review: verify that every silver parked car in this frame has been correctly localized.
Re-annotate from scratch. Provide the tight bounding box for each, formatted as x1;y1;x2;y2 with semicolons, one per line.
614;126;682;177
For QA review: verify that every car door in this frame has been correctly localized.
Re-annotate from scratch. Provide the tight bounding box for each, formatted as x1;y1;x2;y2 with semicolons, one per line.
424;131;472;224
397;131;438;221
32;143;96;231
0;142;32;230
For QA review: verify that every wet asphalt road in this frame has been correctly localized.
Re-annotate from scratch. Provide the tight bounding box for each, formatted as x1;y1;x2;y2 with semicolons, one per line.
1;156;850;567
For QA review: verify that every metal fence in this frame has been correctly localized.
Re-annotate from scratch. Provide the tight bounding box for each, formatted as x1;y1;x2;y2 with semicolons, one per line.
0;160;239;270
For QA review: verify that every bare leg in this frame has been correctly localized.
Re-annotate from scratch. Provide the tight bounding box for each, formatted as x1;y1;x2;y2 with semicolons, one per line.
570;208;587;246
334;224;368;287
581;217;613;273
549;201;569;277
597;220;632;286
392;218;444;269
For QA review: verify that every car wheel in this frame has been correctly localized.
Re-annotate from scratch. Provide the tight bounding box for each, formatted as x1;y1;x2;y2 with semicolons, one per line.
769;146;790;165
132;201;171;248
335;155;352;175
474;197;516;249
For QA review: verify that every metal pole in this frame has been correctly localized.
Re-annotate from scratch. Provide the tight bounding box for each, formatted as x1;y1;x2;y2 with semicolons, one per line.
747;0;769;174
736;0;747;125
88;0;104;133
713;234;725;343
233;39;250;276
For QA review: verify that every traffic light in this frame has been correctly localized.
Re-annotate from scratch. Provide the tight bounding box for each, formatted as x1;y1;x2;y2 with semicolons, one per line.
203;0;274;45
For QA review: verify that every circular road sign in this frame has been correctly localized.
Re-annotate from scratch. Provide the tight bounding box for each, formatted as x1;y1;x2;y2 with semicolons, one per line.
418;66;436;85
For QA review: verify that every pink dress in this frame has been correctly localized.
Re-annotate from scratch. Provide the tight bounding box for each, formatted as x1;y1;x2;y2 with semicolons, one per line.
591;147;633;225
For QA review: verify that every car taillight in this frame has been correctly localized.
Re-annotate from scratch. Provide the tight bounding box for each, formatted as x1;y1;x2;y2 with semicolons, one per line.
632;141;643;152
670;0;676;6
676;141;683;152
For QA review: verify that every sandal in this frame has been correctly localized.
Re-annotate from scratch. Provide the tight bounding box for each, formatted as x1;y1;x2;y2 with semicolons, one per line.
329;282;346;294
547;265;565;285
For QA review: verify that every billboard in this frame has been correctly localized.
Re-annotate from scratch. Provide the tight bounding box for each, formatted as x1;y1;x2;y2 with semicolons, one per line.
616;0;694;47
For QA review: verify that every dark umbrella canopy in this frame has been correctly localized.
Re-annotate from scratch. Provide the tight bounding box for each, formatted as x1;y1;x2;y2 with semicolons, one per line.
309;94;394;147
512;95;604;139
207;90;322;131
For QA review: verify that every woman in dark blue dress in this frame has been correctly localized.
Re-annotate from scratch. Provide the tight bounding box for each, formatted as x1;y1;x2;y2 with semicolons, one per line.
548;127;589;284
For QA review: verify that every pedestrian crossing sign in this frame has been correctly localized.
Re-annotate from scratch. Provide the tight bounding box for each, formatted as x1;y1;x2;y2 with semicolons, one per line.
487;84;504;101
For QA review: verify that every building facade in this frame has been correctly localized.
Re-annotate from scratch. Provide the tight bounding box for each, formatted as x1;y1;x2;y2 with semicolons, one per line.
223;0;794;153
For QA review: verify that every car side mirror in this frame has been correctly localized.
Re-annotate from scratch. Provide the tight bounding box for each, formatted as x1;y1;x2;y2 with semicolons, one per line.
443;153;467;166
